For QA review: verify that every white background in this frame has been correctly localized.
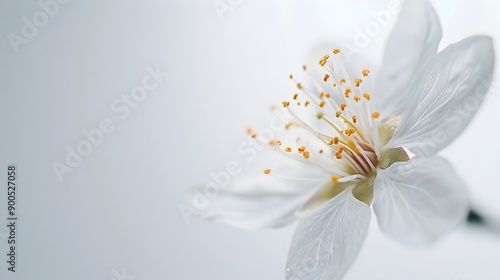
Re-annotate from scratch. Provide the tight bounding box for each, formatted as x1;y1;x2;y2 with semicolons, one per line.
1;0;500;279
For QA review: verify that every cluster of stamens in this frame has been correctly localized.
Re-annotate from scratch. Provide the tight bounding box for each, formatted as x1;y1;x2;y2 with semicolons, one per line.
252;49;381;184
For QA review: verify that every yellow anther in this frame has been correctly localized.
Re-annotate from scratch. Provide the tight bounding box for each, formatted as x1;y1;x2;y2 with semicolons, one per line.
362;69;370;77
329;137;339;146
293;93;299;100
251;133;257;138
319;55;329;67
276;140;282;146
319;92;325;98
297;102;301;106
325;93;331;98
339;78;346;84
352;116;357;123
289;74;293;79
340;103;347;111
319;149;324;154
332;83;337;88
285;122;293;129
372;112;380;119
286;147;292;152
323;74;330;82
316;112;324;119
354;78;362;87
319;101;325;108
302;65;307;71
333;48;340;54
268;139;277;145
335;147;344;159
354;96;361;102
246;127;253;134
344;89;350;98
336;110;342;118
297;83;303;89
282;101;290;107
298;146;306;153
270;105;277;110
264;169;271;174
363;93;371;100
331;176;339;183
302;151;310;159
345;129;355;136
305;101;310;107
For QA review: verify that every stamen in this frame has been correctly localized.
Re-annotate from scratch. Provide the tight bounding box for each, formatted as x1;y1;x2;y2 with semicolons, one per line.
344;88;351;98
302;151;310;159
329;137;339;145
354;78;362;87
264;51;381;184
331;176;339;183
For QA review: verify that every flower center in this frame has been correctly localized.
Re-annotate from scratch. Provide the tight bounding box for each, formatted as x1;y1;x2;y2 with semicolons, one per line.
259;49;382;184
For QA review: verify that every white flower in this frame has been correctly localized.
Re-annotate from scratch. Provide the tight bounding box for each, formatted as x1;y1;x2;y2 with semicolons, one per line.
201;0;494;279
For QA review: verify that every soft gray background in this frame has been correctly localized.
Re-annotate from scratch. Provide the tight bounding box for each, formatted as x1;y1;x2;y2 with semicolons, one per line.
1;0;499;279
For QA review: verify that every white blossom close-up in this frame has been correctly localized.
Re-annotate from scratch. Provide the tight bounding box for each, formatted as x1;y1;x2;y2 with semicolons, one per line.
198;0;495;279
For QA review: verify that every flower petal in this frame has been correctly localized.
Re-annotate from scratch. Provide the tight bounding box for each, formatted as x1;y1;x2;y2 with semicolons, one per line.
375;0;442;117
196;165;323;229
385;35;494;156
373;156;468;245
286;188;371;280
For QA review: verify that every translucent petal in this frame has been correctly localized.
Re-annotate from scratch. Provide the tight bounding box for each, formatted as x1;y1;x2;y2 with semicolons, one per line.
286;188;371;280
374;0;442;117
196;161;324;229
373;156;468;245
386;35;494;155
